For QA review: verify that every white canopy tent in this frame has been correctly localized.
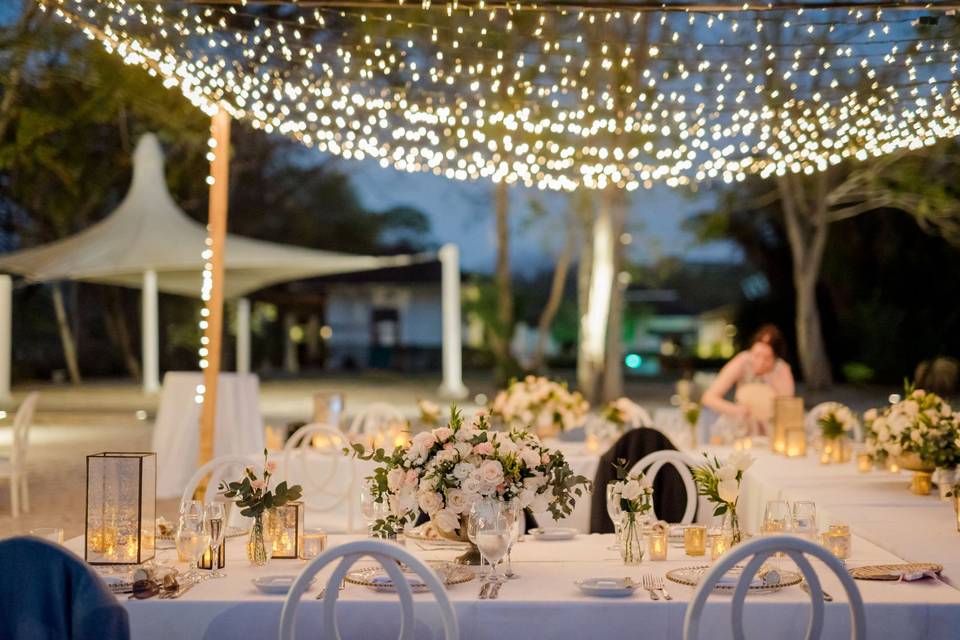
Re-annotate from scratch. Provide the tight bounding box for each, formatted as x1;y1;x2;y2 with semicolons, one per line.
0;134;467;398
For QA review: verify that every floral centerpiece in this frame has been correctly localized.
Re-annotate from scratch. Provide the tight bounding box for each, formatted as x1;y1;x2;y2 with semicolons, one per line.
602;398;653;429
816;402;859;464
691;451;754;545
609;459;653;564
490;375;589;438
348;406;590;561
219;449;303;566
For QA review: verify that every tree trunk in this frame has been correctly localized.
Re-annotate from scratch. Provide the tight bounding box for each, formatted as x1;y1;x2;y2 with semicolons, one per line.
51;282;82;384
602;191;627;401
491;180;515;382
100;288;141;380
779;175;833;390
578;190;616;404
576;200;595;398
531;219;575;372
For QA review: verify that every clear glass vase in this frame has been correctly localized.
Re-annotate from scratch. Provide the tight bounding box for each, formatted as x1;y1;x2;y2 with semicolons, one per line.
722;505;742;546
618;513;644;565
247;511;275;567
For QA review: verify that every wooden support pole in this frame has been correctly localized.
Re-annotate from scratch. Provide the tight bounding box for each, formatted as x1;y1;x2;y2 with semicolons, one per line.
198;109;231;467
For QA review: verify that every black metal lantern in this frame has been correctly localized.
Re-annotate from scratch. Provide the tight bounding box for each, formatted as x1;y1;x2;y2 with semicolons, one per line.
85;452;156;565
198;542;226;570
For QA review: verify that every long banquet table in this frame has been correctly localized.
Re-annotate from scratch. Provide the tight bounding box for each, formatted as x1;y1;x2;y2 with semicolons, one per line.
67;529;960;640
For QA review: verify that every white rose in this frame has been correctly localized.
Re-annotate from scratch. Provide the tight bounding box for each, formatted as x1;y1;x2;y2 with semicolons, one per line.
727;451;754;472
454;442;473;459
620;479;643;501
417;490;443;515
717;478;739;503
394;486;418;515
433;508;460;534
716;464;738;482
436;448;459;464
864;408;878;422
517;488;536;509
478;460;505;487
446;488;471;514
462;476;482;495
452;462;474;481
411;431;438;453
433;427;454;442
519;447;541;469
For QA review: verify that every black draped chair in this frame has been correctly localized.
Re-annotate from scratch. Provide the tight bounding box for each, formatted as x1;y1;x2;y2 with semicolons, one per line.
589;427;695;533
0;537;130;640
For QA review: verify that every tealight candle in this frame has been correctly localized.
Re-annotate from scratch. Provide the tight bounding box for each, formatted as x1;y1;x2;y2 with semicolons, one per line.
684;525;707;556
710;532;730;561
821;527;851;560
856;453;872;473
647;531;668;561
785;429;806;457
301;529;328;560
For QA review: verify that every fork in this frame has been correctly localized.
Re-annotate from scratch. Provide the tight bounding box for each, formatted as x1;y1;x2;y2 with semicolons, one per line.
641;574;660;600
652;575;672;601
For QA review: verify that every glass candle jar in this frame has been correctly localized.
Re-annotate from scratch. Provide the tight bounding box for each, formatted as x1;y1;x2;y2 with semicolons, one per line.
684;525;707;556
710;532;731;561
821;526;851;560
301;529;328;560
647;531;668;561
856;453;872;473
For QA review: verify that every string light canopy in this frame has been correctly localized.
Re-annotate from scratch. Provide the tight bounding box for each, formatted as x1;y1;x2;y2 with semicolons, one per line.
42;0;960;191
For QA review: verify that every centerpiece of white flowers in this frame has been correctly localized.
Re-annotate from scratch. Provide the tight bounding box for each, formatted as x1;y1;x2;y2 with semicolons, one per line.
417;399;442;427
490;375;589;438
602;398;653;429
816;402;859;464
609;459;653;564
691;451;754;544
864;385;959;492
347;406;590;560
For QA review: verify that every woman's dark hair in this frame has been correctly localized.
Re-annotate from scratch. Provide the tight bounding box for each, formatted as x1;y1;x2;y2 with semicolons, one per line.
750;324;787;360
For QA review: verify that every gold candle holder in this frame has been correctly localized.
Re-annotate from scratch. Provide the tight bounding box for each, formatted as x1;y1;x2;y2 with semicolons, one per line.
647;531;668;561
301;529;328;560
710;532;731;561
910;471;933;496
270;501;304;559
785;429;807;457
773;397;803;454
821;524;851;560
684;525;707;556
856;453;872;473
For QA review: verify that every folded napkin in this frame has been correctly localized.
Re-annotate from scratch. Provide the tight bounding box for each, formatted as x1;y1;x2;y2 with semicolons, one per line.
899;570;941;583
715;568;780;588
370;573;427;589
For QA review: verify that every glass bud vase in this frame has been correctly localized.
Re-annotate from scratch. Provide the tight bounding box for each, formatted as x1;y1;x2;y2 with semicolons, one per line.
247;510;276;567
618;513;644;565
722;505;742;546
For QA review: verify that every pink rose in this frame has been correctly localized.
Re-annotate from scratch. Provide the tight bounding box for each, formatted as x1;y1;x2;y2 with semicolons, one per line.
541;453;551;464
251;479;266;491
265;461;277;474
473;442;494;456
433;427;454;442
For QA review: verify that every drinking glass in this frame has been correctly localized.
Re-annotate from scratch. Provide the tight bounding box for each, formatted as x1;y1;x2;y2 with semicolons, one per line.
180;499;204;520
360;484;388;535
605;483;623;550
504;500;521;579
203;502;227;578
176;515;209;581
791;500;818;541
471;503;511;583
761;500;791;535
29;527;64;545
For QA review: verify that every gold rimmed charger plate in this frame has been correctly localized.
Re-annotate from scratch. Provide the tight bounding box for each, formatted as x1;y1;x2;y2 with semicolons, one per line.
666;565;802;594
345;562;475;593
849;563;943;581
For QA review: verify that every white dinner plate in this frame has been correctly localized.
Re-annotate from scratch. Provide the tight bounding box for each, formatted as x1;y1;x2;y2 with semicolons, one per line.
252;575;314;595
528;527;578;541
576;578;638;598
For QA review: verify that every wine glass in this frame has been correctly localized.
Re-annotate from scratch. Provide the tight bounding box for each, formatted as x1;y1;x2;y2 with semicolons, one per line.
471;503;511;583
503;500;522;579
180;499;203;520
203;502;227;579
605;483;623;550
791;500;818;541
176;515;209;582
761;500;791;535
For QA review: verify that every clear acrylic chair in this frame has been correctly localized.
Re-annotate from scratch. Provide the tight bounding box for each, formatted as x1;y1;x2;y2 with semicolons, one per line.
279;539;459;640
684;534;866;640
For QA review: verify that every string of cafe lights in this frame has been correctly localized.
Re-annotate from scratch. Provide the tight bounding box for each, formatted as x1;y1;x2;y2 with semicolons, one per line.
41;0;960;192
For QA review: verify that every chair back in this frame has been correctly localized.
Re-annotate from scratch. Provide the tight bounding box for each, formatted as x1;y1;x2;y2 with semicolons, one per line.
279;539;459;640
10;392;39;470
628;450;698;524
0;536;130;640
683;534;866;640
181;453;259;506
347;402;405;438
282;423;357;532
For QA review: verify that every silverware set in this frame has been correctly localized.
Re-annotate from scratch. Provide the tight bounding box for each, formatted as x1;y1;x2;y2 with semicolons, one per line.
639;574;671;600
801;582;834;602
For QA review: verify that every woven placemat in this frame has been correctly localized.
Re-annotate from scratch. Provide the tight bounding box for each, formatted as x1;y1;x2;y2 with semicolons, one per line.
850;563;943;581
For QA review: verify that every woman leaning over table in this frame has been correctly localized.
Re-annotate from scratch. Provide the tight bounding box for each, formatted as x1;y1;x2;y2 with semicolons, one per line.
701;324;795;439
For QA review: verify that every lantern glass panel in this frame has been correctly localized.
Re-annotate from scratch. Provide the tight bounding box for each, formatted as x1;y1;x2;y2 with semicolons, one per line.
85;452;156;565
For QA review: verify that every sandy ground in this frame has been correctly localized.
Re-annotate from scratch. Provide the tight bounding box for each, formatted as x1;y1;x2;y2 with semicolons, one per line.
0;372;889;541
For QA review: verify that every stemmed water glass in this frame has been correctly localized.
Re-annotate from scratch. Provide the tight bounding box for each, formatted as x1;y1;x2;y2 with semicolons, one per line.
791;500;818;541
471;501;511;584
504;500;522;579
175;514;210;582
180;499;204;520
203;502;227;579
606;483;623;550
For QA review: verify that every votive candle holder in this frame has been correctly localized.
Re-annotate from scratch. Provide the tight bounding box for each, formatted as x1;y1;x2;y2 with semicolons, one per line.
684;525;707;556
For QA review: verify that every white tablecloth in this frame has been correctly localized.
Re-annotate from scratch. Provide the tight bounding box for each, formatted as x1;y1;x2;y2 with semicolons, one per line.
704;444;960;585
153;372;265;499
67;532;960;640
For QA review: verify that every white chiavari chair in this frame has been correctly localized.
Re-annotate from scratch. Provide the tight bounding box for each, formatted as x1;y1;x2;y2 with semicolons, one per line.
628;449;699;524
282;423;357;533
0;392;39;517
